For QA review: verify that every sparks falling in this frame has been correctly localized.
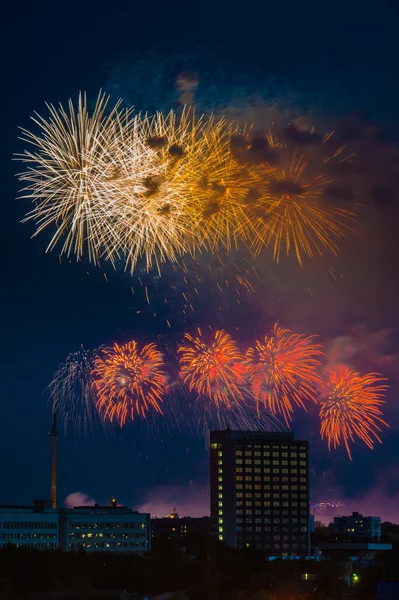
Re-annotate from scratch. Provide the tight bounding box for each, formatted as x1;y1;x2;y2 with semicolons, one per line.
48;346;105;438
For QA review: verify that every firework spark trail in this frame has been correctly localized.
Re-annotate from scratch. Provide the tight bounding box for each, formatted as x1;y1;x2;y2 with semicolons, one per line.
244;324;324;424
319;365;388;460
93;341;167;426
48;346;106;438
178;328;246;406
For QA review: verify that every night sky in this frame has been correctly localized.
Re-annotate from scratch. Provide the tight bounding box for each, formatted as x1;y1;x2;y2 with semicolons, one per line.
3;1;399;521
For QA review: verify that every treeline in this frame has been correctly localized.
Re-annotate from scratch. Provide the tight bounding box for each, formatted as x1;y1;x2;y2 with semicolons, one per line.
0;531;398;599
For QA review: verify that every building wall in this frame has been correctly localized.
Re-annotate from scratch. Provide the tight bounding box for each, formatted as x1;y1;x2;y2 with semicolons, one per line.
0;506;59;550
334;512;381;541
59;506;151;553
151;516;210;544
210;430;310;556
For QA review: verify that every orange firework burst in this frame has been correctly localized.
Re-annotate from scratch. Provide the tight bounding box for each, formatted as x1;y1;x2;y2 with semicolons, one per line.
92;341;167;426
177;328;245;406
244;324;323;424
248;133;356;265
319;365;388;460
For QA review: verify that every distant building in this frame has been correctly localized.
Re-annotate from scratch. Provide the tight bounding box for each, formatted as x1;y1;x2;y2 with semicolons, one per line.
318;542;392;563
309;514;315;534
210;429;310;556
334;512;381;541
59;499;151;553
151;509;210;544
0;500;59;550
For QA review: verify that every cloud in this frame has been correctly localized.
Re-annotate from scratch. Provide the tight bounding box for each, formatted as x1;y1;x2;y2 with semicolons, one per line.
64;492;97;508
137;483;209;518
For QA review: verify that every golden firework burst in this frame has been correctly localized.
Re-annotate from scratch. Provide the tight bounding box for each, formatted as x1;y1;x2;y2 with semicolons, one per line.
248;132;356;265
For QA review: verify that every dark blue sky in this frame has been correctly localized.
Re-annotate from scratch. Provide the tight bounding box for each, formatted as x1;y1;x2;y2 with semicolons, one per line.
3;1;399;519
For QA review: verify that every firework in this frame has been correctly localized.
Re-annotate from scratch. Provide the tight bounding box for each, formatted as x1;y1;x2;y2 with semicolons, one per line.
17;96;257;273
93;341;167;426
178;328;246;406
115;109;255;270
17;92;146;267
48;346;105;437
319;365;388;459
248;133;356;265
244;324;323;424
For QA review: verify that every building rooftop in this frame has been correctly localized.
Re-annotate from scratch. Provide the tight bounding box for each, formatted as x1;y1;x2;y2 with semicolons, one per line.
318;543;392;551
210;429;296;441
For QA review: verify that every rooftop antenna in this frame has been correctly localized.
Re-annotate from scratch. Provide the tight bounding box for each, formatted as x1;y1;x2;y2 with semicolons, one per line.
49;412;57;509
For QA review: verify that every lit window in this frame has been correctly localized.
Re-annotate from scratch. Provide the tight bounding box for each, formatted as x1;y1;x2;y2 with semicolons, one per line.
211;443;217;449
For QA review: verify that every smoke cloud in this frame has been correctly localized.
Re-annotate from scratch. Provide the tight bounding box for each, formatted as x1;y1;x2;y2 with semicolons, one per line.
137;483;209;518
64;492;97;508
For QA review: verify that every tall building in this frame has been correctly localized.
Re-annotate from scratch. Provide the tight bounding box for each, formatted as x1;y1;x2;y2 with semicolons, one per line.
334;512;381;542
210;429;309;556
151;509;210;545
0;501;59;550
58;499;151;553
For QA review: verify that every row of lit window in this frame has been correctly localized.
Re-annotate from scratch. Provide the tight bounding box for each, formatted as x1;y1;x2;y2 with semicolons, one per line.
237;483;307;491
236;483;307;490
236;460;306;477
70;522;146;530
236;460;306;475
237;532;308;541
237;528;307;536
234;465;307;473
1;533;57;540
0;542;58;549
236;517;308;524
236;508;308;517
1;521;57;529
238;542;304;550
235;498;307;506
235;492;306;499
236;464;307;473
70;541;147;550
236;450;306;457
236;476;307;485
70;532;146;540
238;517;308;530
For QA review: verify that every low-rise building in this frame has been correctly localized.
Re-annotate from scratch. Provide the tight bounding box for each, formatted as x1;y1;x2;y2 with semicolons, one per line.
334;512;381;541
0;500;59;550
59;499;151;553
151;509;210;544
